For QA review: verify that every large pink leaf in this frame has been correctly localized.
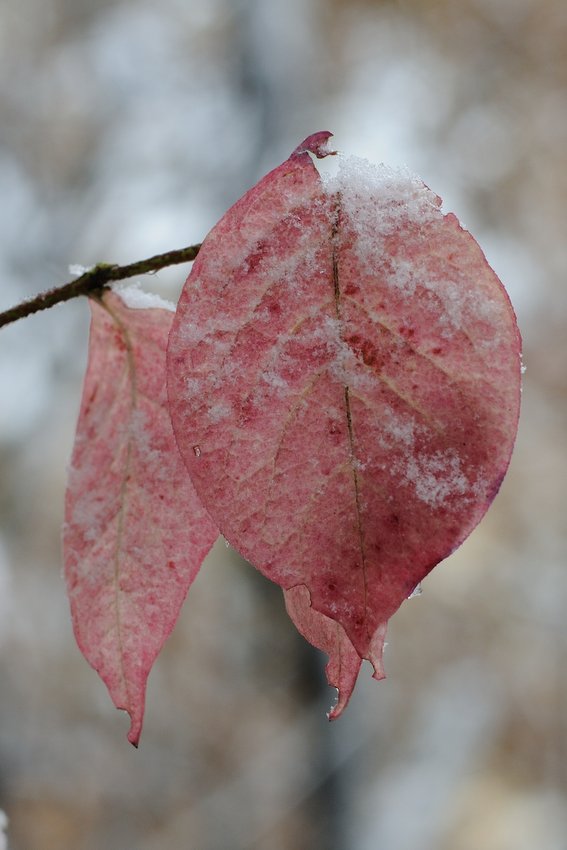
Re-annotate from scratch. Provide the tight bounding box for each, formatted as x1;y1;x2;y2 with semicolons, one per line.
64;291;218;745
167;132;521;699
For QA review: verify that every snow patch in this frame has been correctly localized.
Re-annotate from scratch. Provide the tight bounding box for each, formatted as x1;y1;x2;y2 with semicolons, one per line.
68;263;90;277
260;369;288;394
321;153;504;343
323;153;441;235
112;281;175;312
380;404;416;448
404;448;469;508
208;401;232;423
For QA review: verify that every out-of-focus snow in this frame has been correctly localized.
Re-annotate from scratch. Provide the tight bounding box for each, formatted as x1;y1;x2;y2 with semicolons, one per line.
0;809;8;850
0;539;13;647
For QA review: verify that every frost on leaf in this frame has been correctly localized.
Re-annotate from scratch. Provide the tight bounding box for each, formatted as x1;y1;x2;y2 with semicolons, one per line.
64;292;218;745
167;131;522;707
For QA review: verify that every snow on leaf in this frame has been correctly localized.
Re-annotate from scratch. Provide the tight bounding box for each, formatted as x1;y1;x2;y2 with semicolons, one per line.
167;132;521;704
64;291;218;745
111;281;176;312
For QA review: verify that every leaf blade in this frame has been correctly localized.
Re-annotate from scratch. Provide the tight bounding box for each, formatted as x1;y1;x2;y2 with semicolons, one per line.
284;585;367;719
167;133;521;700
64;292;218;745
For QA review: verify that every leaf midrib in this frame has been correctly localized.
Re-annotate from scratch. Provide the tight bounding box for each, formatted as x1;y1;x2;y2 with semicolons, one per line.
98;297;137;708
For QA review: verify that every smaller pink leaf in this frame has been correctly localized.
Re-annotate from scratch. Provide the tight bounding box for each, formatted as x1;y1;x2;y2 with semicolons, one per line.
64;291;218;745
284;585;369;719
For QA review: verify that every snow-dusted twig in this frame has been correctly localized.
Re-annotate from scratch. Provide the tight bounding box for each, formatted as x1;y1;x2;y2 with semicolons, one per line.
0;243;201;330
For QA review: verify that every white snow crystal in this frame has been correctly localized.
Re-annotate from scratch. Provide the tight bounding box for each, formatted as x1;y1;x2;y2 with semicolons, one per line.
320;153;501;341
381;405;416;448
208;401;232;423
68;263;90;277
323;154;440;234
260;369;288;394
112;281;175;312
404;448;469;508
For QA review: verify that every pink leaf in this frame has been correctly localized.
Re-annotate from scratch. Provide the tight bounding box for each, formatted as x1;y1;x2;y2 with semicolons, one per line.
167;132;521;701
64;291;218;745
284;585;371;719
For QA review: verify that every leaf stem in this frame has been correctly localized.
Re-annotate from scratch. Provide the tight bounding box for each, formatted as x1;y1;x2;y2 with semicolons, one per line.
0;243;202;330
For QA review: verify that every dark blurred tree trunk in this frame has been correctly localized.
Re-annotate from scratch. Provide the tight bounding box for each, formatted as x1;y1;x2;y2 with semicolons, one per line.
221;5;347;846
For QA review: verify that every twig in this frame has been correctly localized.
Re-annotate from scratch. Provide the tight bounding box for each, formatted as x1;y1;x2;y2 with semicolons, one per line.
0;243;202;329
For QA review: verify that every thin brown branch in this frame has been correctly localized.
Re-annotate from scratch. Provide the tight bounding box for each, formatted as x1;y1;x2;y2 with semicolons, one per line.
0;243;202;330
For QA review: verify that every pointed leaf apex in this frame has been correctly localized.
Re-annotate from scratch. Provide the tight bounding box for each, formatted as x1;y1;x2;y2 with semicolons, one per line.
127;715;142;748
327;688;350;721
291;131;336;160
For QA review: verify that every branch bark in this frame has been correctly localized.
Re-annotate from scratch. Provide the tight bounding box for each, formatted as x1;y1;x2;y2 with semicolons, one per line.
0;244;202;330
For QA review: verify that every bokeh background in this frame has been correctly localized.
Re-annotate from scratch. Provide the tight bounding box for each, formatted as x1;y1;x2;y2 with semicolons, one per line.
1;0;566;848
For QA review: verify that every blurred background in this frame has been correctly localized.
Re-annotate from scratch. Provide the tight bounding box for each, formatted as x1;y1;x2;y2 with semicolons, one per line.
0;0;566;848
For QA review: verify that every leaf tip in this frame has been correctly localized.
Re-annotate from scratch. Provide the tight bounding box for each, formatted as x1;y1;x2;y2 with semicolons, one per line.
327;688;349;721
371;665;386;684
369;623;388;683
291;131;336;160
127;714;142;747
